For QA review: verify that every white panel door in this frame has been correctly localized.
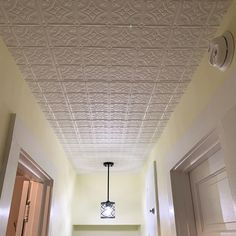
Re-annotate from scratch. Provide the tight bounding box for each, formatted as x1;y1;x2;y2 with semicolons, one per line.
190;149;236;236
146;162;159;236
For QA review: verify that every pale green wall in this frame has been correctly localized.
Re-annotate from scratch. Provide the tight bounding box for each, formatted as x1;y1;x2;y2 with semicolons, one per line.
0;39;76;235
141;1;236;235
72;172;142;226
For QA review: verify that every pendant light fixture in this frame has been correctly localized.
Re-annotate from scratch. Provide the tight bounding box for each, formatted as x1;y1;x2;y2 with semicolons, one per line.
101;162;115;219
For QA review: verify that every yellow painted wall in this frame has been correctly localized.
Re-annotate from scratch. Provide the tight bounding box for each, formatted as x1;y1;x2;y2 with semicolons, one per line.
72;172;142;226
141;1;236;235
0;39;76;235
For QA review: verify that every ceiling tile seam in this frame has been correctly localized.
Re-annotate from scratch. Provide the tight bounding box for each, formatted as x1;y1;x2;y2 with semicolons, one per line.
36;0;84;158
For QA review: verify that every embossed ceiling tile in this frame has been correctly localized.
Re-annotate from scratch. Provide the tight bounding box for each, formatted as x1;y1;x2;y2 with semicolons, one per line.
78;26;109;47
189;49;206;65
131;93;151;104
169;27;202;48
155;82;178;94
31;65;58;80
143;0;179;25
67;93;88;103
77;0;109;24
141;119;159;128
139;132;154;139
39;102;50;112
8;47;27;64
87;81;108;93
170;93;183;103
110;103;127;112
40;0;75;24
44;92;65;103
166;102;178;112
17;65;35;81
85;66;108;81
164;49;193;65
53;111;72;120
110;82;131;94
109;66;133;81
134;67;159;81
90;103;109;112
60;65;84;81
138;49;164;67
110;0;142;25
91;112;108;120
162;111;172;120
158;65;184;81
33;92;46;103
128;112;144;120
175;1;214;25
182;65;198;81
208;0;232;26
49;103;69;112
110;111;126;120
13;26;47;47
128;103;147;113
109;26;139;48
83;48;109;66
24;47;53;65
110;48;136;66
175;82;190;94
47;26;77;47
0;26;18;46
27;81;41;93
110;93;129;103
57;120;74;127
150;94;171;104
126;119;142;128
38;81;63;93
141;126;156;133
158;120;168;127
73;112;90;120
89;92;108;103
139;27;170;48
145;111;163;120
76;120;91;127
53;47;82;65
63;81;87;93
3;0;40;24
147;103;167;112
198;27;217;48
0;6;7;24
44;111;55;120
78;127;93;133
132;82;154;94
71;104;89;112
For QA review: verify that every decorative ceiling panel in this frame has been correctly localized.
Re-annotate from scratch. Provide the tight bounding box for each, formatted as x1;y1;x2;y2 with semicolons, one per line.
0;0;232;172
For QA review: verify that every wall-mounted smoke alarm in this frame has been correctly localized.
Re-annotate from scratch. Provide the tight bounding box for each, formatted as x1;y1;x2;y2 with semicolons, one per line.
208;31;234;71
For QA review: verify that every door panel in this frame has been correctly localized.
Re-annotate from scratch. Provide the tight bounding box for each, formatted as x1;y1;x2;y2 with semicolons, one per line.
190;149;236;236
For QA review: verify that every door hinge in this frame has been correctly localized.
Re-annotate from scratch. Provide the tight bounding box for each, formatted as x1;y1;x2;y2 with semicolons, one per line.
24;201;31;222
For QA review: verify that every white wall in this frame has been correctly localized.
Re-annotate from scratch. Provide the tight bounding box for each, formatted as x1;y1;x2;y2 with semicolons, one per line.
0;38;76;236
72;172;142;225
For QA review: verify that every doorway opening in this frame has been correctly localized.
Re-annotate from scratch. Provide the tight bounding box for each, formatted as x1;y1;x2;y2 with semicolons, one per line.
6;150;53;236
171;130;236;236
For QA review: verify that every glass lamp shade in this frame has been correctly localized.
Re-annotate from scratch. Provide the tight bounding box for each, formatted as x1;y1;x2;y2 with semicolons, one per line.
101;201;115;218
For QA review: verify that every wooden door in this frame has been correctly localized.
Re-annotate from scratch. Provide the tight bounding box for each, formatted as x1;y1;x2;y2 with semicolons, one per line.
190;148;236;236
146;162;159;236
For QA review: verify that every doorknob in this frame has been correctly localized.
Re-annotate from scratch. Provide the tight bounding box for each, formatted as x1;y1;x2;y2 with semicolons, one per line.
149;208;155;214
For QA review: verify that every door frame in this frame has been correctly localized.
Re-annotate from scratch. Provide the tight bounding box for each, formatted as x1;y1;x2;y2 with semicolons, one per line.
170;129;221;236
0;114;54;236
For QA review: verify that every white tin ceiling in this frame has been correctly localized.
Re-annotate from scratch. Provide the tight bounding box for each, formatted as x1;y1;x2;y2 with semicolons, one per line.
0;0;231;172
